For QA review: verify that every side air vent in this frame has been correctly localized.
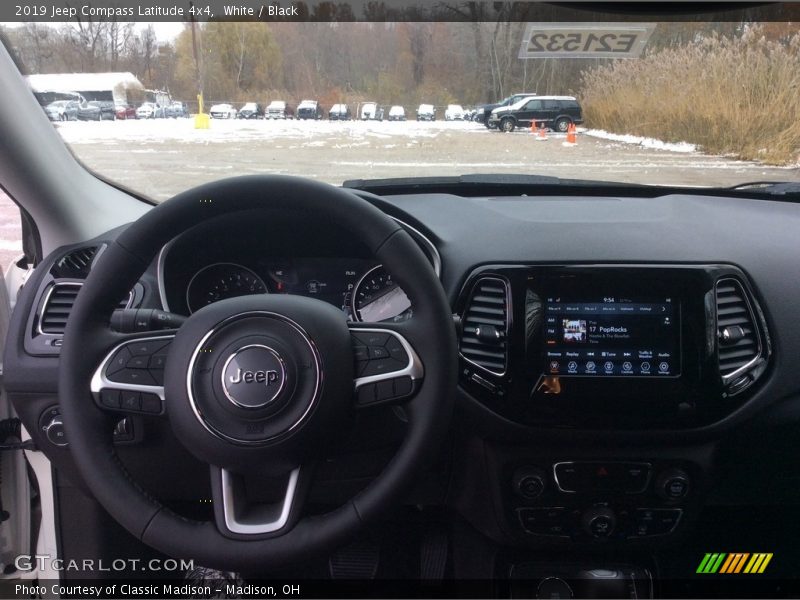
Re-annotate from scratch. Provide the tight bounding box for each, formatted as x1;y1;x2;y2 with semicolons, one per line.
51;246;99;279
459;276;510;375
39;282;131;335
715;277;769;393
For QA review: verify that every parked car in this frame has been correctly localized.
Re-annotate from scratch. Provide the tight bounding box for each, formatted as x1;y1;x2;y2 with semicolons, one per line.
416;103;435;121
76;100;102;121
360;102;383;121
136;102;157;119
88;100;116;121
165;101;189;118
297;100;323;120
237;102;264;119
488;95;584;133
474;92;537;127
328;103;351;120
209;103;237;119
444;104;465;121
388;105;406;121
44;100;78;122
266;100;293;119
114;103;137;120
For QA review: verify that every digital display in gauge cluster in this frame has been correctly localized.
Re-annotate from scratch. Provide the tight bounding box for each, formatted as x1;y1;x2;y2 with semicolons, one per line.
185;257;412;323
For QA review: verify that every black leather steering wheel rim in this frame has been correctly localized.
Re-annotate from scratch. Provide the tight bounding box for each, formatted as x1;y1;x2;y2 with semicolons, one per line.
58;175;457;571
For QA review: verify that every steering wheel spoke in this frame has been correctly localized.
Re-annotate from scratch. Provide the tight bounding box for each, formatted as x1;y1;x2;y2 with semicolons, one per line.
210;464;310;538
90;332;176;417
349;323;424;408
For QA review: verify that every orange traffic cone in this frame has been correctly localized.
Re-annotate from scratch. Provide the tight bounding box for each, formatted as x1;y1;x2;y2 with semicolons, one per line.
537;121;548;141
530;120;537;134
565;123;577;145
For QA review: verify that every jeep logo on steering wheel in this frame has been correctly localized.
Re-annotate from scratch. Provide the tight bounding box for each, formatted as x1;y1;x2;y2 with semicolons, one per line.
221;345;286;409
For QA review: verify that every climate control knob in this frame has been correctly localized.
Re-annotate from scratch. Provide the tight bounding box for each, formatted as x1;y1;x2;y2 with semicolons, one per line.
512;467;547;500
582;506;616;538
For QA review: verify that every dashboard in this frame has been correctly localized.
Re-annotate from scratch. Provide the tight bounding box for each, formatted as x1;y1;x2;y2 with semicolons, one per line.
5;185;800;559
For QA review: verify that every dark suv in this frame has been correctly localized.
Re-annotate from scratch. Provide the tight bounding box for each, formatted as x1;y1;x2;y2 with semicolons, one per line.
488;96;583;133
475;92;536;127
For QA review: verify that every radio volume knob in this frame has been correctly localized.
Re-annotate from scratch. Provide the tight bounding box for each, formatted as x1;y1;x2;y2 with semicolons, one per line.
656;468;690;500
512;467;547;500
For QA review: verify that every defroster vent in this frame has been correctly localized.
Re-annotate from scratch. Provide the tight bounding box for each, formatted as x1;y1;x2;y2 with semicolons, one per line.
459;276;510;375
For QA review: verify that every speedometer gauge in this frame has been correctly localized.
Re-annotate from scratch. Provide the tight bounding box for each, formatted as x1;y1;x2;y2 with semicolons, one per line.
186;263;267;314
352;265;412;323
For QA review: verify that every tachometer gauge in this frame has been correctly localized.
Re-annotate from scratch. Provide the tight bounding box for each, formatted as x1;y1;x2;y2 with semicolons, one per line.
186;263;267;314
352;265;412;323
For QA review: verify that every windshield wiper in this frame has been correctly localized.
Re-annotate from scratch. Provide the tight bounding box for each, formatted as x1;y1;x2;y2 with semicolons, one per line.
343;174;644;196
727;181;800;196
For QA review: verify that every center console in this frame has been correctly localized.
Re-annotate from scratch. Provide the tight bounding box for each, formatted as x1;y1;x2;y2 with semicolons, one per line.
453;264;770;550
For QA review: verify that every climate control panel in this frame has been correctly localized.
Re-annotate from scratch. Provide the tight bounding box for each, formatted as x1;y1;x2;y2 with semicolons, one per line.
507;460;695;543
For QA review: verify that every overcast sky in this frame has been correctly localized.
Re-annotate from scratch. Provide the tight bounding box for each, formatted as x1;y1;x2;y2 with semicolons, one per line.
1;21;185;42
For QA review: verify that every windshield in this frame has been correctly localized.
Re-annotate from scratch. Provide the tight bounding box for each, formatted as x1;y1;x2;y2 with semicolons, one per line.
2;10;800;201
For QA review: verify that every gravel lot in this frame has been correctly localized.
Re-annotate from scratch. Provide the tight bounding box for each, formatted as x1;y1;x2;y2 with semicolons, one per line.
1;118;798;271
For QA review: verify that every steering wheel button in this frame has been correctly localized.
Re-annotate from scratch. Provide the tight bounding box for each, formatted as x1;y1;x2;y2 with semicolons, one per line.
140;393;162;414
149;354;168;369
150;369;165;386
369;346;389;359
353;345;369;362
357;383;377;406
352;332;390;347
393;376;413;397
128;340;169;356
376;380;395;401
109;368;156;386
100;389;121;409
362;357;400;377
384;337;409;363
107;348;132;375
126;355;149;369
120;391;142;412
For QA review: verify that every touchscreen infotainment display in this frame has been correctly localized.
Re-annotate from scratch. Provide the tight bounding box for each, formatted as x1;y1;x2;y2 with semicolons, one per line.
543;296;680;377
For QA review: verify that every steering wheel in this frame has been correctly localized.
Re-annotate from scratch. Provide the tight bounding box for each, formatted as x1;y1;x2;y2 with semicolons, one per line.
58;175;457;572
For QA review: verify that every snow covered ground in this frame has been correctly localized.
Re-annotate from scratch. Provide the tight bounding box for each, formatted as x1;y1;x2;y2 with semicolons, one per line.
582;128;698;154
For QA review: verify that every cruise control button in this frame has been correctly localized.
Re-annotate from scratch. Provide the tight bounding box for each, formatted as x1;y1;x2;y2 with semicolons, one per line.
369;345;389;359
352;332;390;348
353;345;369;362
108;369;156;386
106;347;132;375
120;391;142;412
140;393;162;414
384;336;409;363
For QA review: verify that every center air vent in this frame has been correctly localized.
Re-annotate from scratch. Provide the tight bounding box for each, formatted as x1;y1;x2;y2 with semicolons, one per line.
39;282;131;336
459;276;510;375
715;277;769;392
